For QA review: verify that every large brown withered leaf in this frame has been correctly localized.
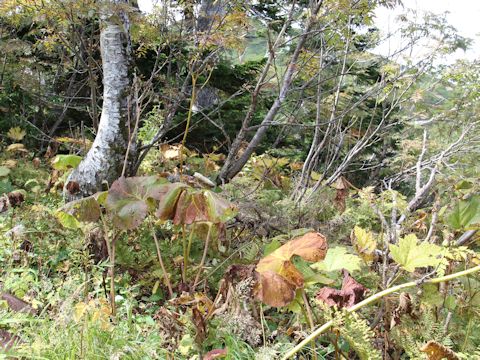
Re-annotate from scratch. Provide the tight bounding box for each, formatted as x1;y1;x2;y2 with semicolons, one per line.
420;341;460;360
204;348;228;360
315;270;367;308
155;185;237;225
0;329;21;350
1;292;36;315
254;270;297;307
154;182;188;221
256;232;328;273
254;232;328;307
192;307;207;343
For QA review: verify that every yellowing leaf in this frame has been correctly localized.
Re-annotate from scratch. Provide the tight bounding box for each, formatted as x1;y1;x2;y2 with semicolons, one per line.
56;211;81;229
51;154;82;170
389;234;443;273
310;171;322;181
351;226;376;263
55;136;92;149
73;300;111;331
2;160;17;168
7;127;26;141
58;195;101;225
6;143;27;153
312;246;362;273
73;302;89;322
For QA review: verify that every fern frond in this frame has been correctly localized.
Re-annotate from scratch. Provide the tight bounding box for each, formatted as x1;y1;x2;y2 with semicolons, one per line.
333;310;382;360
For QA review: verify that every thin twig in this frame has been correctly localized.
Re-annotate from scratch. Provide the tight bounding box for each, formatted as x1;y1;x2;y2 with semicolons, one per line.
192;223;212;291
151;224;174;298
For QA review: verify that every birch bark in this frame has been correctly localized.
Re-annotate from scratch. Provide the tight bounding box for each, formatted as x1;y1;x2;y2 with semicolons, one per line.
66;6;130;200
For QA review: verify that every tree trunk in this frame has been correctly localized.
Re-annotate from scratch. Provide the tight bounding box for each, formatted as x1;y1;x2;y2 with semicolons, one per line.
66;12;130;200
216;1;324;184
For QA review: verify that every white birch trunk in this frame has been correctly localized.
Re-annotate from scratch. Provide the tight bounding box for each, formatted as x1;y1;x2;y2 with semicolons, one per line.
66;18;130;200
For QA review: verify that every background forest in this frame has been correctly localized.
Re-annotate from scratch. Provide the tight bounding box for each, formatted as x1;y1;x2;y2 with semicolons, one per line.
0;0;479;359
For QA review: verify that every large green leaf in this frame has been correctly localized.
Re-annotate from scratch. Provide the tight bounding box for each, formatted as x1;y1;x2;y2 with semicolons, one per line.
106;176;169;230
312;246;362;273
389;234;443;273
0;166;11;178
56;211;80;229
51;154;82;170
56;194;101;229
447;195;480;230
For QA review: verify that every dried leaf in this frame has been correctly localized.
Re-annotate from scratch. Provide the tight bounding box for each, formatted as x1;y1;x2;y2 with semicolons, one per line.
315;270;367;309
7;127;26;141
204;348;228;360
0;329;21;350
254;232;328;307
65;181;80;195
192;307;206;343
0;191;25;214
254;270;296;307
2;160;17;169
390;292;413;329
1;293;36;314
32;157;40;168
334;188;348;212
6;143;27;153
420;340;459;360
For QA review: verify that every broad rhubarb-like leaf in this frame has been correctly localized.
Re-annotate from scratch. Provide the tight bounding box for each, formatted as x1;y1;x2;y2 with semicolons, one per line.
254;232;328;307
106;176;169;230
56;194;101;229
156;185;237;225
